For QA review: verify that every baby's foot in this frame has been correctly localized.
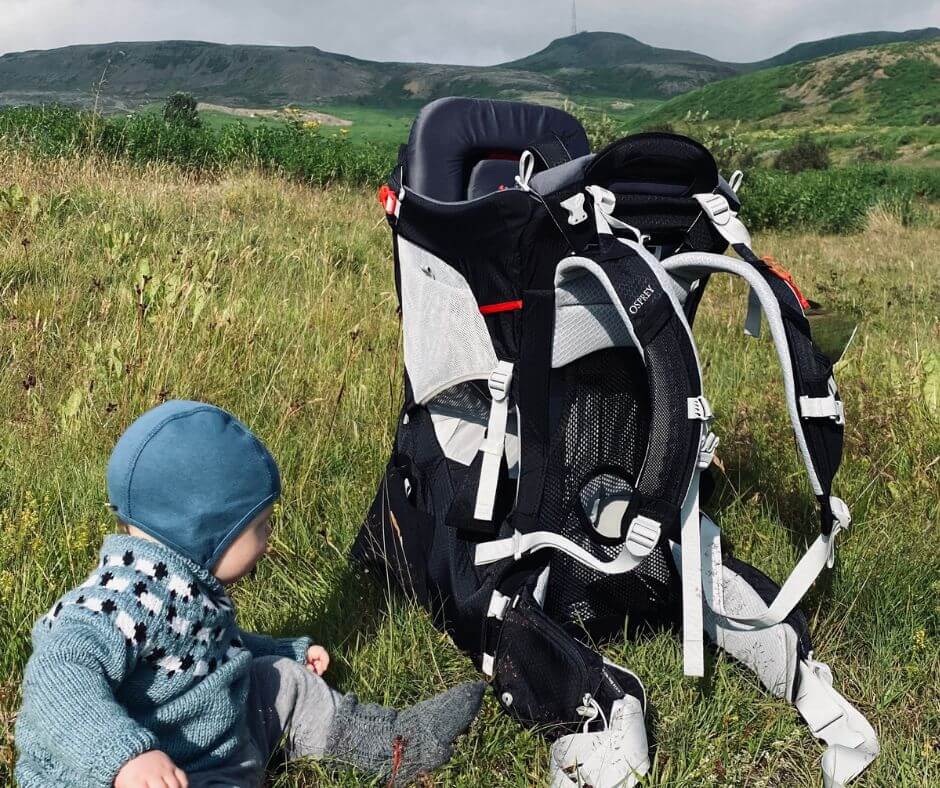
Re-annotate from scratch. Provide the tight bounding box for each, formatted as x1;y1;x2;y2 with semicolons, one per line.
325;681;485;785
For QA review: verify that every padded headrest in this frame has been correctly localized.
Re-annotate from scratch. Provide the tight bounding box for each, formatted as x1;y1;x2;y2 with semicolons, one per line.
404;97;590;202
586;133;719;198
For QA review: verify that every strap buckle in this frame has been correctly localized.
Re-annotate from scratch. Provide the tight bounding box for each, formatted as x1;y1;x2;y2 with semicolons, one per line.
560;193;588;226
698;431;720;469
488;361;513;402
693;192;752;247
625;515;660;558
695;193;732;225
799;394;845;426
486;590;511;620
826;496;851;568
687;396;713;422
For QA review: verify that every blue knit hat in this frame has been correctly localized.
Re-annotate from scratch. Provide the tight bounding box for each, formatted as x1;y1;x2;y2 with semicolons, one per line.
106;400;281;569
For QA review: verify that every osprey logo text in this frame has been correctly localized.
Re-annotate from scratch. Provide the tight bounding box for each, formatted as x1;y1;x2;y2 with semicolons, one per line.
629;286;655;315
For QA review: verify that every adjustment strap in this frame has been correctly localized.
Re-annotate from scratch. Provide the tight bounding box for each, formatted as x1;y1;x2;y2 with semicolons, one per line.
680;469;704;676
475;529;648;575
745;286;762;337
526;132;575;171
700;498;851;630
473;361;514;522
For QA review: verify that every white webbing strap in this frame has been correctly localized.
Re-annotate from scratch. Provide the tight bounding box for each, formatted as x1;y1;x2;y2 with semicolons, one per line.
475;527;648;575
795;656;879;787
473;361;514;522
481;652;495;677
681;399;714;676
680;469;704;676
586;185;647;243
700;497;851;631
745;286;762;337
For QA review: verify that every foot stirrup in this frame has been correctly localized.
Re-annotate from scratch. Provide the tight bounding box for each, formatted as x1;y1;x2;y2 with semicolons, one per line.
795;656;880;788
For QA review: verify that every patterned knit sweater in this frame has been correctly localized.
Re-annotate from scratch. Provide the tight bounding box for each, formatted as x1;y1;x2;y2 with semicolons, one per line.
15;535;311;788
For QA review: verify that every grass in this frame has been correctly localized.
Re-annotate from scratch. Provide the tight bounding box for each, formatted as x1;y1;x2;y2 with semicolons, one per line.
1;151;939;787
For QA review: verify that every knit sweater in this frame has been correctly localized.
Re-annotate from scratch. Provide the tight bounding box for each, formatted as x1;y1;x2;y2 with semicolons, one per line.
15;535;311;788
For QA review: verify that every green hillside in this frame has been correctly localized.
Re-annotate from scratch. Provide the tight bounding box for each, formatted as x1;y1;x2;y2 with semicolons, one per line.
641;39;940;127
745;26;940;69
1;28;938;110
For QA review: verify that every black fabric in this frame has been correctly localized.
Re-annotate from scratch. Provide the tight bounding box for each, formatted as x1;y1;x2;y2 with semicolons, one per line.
514;290;556;525
403;97;590;202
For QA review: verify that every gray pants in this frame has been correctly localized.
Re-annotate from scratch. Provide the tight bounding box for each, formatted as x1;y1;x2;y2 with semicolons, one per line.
188;656;344;788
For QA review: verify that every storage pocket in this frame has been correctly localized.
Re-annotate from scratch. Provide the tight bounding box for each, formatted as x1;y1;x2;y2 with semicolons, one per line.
351;458;435;605
490;588;604;736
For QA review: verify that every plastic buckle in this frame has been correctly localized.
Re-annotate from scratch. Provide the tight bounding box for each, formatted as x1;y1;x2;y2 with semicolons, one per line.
698;431;719;469
488;361;513;402
826;496;851;568
585;184;617;215
625;515;660;558
687;396;713;422
487;591;510;620
509;530;524;562
560;193;588;225
799;394;845;426
694;193;731;226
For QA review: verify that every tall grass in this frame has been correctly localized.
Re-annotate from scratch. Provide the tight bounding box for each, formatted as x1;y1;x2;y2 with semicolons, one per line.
0;152;938;786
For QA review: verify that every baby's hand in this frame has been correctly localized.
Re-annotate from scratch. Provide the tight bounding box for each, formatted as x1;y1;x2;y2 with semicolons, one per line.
305;644;330;676
115;749;188;788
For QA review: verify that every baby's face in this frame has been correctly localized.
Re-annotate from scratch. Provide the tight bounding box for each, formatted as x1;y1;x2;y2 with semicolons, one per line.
211;505;274;585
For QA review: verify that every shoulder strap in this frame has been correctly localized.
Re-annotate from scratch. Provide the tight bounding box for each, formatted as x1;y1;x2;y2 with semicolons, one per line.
476;200;713;674
660;251;852;636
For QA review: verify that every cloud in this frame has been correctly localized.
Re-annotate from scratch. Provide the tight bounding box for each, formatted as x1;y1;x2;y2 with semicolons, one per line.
1;0;937;63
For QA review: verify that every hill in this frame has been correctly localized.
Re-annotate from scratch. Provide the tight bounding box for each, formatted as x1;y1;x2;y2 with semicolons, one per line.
499;31;739;97
640;38;940;127
0;28;937;110
745;26;940;69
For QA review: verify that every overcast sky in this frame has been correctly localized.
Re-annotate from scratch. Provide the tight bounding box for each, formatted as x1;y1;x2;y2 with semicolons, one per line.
2;1;938;63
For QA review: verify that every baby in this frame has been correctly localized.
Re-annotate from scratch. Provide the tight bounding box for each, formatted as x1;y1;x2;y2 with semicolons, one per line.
15;400;484;788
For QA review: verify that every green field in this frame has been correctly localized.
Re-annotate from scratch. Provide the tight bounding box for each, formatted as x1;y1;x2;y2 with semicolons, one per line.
1;148;938;786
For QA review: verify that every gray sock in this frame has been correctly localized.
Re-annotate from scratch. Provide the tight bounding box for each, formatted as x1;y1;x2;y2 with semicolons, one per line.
324;681;485;785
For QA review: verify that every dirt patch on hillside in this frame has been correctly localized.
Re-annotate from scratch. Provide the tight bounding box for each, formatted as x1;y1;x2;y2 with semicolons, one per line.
197;103;352;126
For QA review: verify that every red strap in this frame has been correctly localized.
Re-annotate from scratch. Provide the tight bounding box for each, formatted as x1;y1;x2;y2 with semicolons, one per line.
761;255;810;311
377;184;399;216
479;299;523;315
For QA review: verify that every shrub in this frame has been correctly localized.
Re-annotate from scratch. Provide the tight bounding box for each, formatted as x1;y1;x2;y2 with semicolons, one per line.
773;133;831;173
163;92;200;128
563;100;624;149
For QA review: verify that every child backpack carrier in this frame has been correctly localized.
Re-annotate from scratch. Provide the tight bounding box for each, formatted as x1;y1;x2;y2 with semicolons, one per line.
352;97;879;787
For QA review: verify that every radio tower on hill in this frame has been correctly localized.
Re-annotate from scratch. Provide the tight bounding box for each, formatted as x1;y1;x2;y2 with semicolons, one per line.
571;0;578;35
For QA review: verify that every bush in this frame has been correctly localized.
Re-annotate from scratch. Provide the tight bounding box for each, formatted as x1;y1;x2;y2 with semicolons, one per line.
740;165;940;233
773;133;831;173
163;93;200;128
0;104;396;186
563;100;624;150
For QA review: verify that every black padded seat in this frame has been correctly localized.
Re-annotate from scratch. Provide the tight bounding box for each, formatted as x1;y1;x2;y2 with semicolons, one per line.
404;97;590;202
